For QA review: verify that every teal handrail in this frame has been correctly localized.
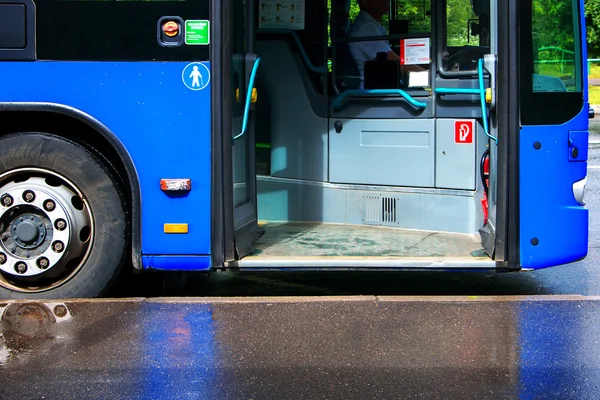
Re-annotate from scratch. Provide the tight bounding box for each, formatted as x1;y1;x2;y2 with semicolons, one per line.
434;59;497;144
234;58;261;141
476;58;495;143
332;89;428;110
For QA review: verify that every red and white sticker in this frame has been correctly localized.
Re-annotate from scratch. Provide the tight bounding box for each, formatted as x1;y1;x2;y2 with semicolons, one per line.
399;38;430;65
454;120;474;144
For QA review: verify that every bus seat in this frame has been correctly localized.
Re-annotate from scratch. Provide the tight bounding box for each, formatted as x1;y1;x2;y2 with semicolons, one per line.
363;52;400;89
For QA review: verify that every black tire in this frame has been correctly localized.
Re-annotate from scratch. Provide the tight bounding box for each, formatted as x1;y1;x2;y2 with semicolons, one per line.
0;132;128;299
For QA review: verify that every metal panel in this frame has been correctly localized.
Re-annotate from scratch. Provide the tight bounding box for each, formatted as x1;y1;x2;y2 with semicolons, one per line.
257;176;480;234
258;177;347;223
0;5;26;48
329;119;435;187
0;62;213;256
254;40;328;182
230;256;494;270
0;0;35;60
519;108;588;269
435;119;477;190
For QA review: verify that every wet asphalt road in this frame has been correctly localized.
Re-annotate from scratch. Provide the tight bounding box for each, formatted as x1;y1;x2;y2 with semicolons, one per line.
109;122;600;298
2;296;600;400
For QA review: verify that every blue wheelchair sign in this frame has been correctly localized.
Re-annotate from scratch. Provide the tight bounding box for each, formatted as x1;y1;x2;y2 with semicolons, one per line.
182;63;210;91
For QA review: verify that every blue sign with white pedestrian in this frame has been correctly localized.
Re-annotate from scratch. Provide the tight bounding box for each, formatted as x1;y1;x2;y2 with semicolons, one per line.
182;62;210;91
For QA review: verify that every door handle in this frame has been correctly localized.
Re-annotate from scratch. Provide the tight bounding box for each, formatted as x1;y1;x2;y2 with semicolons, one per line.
233;57;261;141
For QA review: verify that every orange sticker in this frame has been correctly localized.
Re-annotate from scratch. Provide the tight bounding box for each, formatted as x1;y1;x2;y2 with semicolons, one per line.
163;21;179;37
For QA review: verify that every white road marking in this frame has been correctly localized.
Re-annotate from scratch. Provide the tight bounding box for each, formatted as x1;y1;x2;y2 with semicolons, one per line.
588;165;600;169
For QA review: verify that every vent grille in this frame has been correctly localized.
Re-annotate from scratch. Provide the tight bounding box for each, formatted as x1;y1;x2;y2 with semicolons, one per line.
382;196;397;224
362;194;400;226
362;195;381;225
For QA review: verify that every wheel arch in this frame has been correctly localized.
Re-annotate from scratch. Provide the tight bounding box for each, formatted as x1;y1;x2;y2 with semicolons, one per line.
0;102;142;270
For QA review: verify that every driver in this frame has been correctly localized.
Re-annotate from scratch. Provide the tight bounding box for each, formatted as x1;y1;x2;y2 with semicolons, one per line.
348;0;421;88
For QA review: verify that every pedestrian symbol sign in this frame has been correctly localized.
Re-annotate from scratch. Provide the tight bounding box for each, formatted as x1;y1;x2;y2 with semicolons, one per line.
185;20;210;45
182;62;210;91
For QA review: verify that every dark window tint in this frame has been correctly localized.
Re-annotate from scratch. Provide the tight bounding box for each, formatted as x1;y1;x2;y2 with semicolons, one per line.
35;0;209;61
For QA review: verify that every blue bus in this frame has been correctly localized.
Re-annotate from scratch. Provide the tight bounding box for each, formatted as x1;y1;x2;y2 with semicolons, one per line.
0;0;589;298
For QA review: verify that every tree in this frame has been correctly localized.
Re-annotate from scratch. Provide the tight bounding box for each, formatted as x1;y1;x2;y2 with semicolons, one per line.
586;0;600;58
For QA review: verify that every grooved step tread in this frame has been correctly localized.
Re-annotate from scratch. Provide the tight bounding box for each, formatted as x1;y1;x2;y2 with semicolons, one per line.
252;222;483;258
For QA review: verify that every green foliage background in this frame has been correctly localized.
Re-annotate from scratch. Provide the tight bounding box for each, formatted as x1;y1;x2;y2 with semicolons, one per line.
587;0;600;57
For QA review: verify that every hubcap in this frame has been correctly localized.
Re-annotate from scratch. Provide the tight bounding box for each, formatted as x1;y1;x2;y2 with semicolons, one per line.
0;168;94;292
11;214;47;249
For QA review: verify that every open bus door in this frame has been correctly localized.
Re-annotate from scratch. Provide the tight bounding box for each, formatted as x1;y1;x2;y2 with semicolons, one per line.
490;0;588;271
213;0;264;265
482;0;520;270
515;0;588;269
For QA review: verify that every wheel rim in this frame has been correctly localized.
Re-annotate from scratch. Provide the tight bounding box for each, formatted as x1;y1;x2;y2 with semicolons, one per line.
0;168;94;293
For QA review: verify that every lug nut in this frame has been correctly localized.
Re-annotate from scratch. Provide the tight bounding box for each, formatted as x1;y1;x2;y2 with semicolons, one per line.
1;194;13;207
37;257;50;269
54;305;67;318
44;200;56;211
55;219;67;231
52;241;64;253
15;262;27;274
0;253;6;265
23;190;35;203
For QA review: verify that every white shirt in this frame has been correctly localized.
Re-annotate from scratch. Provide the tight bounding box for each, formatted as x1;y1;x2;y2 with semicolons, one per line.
348;11;392;88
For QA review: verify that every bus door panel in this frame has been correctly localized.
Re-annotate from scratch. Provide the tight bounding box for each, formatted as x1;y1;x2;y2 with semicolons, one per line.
231;53;264;258
223;0;264;260
519;112;589;269
517;0;588;269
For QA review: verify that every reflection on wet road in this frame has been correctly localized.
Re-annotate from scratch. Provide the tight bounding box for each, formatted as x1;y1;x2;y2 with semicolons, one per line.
1;297;600;399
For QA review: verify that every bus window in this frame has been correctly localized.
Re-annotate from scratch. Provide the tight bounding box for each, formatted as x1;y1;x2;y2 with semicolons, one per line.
331;0;432;92
34;0;209;61
442;0;489;73
520;0;583;125
532;1;582;93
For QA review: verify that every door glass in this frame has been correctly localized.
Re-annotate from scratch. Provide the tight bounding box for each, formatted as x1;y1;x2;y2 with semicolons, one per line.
232;0;249;208
520;0;583;125
531;0;581;93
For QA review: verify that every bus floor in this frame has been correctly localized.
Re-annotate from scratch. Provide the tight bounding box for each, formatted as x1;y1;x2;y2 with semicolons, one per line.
252;222;483;258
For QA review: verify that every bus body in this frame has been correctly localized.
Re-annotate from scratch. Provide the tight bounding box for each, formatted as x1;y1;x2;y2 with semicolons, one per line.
0;0;589;298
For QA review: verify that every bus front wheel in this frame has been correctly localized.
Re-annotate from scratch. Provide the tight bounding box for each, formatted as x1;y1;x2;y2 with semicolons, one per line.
0;132;128;299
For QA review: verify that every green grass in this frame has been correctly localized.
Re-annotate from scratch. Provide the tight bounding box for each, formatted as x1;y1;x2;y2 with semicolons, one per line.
590;63;600;78
589;85;600;105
